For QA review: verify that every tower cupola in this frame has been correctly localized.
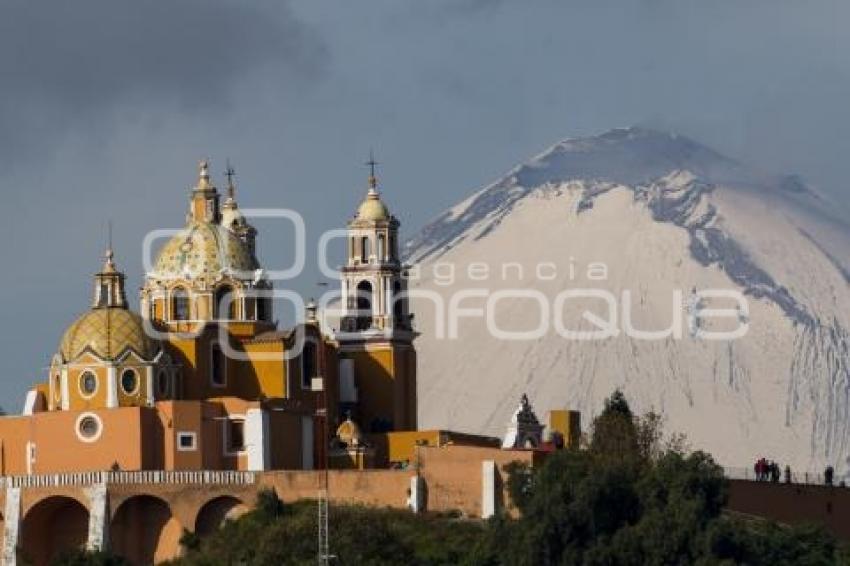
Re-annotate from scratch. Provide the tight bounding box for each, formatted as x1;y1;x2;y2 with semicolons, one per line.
189;160;221;223
92;246;128;309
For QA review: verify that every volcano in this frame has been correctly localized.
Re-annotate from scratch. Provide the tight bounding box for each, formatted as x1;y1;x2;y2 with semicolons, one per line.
405;127;850;473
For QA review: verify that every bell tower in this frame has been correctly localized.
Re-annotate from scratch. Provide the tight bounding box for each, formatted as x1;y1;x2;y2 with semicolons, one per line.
334;157;417;434
340;157;410;333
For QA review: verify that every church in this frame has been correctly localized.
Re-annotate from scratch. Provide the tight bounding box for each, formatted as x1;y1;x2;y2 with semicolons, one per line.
0;161;437;475
0;160;580;479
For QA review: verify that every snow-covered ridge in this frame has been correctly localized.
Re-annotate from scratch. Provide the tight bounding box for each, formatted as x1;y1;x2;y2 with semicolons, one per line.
406;127;850;472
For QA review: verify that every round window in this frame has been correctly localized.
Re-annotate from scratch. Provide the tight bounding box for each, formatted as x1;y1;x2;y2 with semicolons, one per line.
121;369;138;395
79;371;97;397
76;414;102;442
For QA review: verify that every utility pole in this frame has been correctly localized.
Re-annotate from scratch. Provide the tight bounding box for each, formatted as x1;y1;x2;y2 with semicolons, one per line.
313;299;333;565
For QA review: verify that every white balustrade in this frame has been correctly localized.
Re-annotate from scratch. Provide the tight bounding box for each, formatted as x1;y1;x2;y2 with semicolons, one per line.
2;469;257;488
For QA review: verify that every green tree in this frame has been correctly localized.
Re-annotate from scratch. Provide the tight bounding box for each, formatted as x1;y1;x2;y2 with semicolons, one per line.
590;389;640;463
169;390;850;566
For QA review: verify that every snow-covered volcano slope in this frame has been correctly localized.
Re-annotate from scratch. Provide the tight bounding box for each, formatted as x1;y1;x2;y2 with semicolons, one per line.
406;128;850;471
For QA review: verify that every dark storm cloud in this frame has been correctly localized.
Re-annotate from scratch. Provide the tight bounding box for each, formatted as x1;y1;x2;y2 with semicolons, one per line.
0;0;327;162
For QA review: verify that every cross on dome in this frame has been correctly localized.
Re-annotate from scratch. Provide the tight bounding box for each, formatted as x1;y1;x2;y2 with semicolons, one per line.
365;150;379;194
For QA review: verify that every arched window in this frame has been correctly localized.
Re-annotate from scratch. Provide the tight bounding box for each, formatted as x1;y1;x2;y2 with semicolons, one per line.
356;280;372;330
215;286;236;320
53;373;61;405
361;236;370;263
97;282;110;308
211;343;226;387
301;340;317;389
172;288;190;321
393;280;404;324
157;369;169;397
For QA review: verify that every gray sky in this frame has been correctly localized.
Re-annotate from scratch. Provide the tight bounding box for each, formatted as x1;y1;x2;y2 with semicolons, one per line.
1;0;849;408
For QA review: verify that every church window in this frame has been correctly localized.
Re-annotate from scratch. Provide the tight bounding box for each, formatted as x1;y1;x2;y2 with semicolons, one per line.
120;369;139;395
215;285;237;320
173;288;190;321
53;373;61;404
157;370;169;397
98;282;110;308
355;280;373;330
79;371;97;398
393;280;404;323
75;413;103;443
225;419;245;453
361;236;370;262
302;340;318;389
211;343;226;387
177;432;197;451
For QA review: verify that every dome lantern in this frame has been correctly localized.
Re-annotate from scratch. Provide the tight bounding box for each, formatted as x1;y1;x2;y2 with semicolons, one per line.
189;159;221;223
92;246;127;310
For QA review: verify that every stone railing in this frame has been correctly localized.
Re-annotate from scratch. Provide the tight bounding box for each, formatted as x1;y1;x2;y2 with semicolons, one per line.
1;469;256;489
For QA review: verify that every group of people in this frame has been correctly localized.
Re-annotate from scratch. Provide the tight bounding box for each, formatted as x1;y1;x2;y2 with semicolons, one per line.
753;457;790;483
753;458;842;486
753;458;784;482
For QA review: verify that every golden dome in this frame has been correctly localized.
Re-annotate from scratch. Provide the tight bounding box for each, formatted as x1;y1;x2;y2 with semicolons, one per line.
356;189;390;222
153;222;258;281
60;308;158;362
335;417;364;447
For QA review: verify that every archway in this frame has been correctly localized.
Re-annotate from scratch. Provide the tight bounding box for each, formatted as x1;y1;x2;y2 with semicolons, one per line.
20;496;89;565
111;495;182;564
194;496;249;537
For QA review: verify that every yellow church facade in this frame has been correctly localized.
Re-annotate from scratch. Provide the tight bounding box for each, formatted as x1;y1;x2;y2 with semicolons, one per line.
0;161;420;476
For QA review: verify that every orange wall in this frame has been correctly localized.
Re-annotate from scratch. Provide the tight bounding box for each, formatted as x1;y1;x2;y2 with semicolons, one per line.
419;445;535;517
0;408;148;475
156;401;204;470
260;469;412;509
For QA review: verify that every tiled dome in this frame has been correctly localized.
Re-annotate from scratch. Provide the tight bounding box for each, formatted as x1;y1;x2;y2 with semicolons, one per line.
60;308;158;362
153;222;258;282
